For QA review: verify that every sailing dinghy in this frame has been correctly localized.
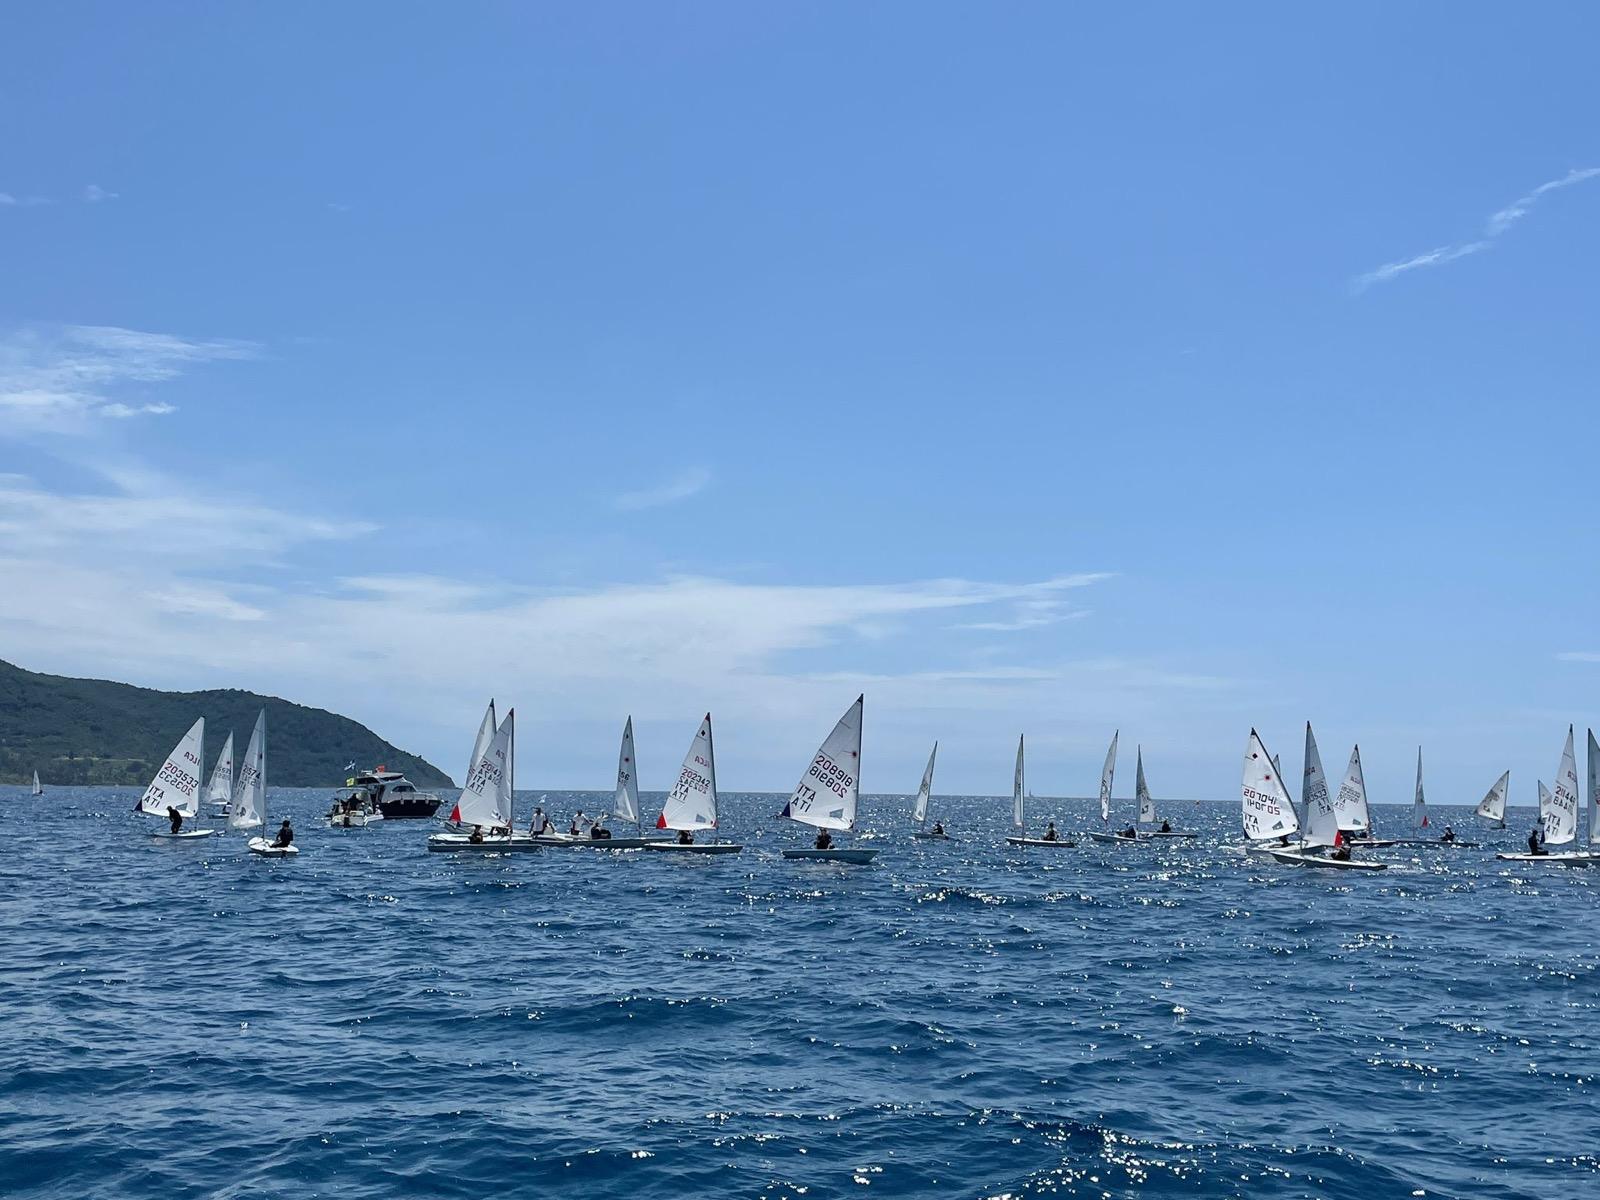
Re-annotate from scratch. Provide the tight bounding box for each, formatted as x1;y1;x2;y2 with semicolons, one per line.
140;718;218;839
31;770;43;796
537;717;672;849
1006;735;1074;847
204;732;234;817
428;707;522;852
1266;724;1386;871
645;714;741;854
780;695;878;864
1497;727;1597;865
910;742;948;839
1475;770;1510;830
231;711;293;857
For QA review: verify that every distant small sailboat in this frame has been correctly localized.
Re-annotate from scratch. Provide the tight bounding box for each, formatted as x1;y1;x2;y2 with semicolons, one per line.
540;716;671;849
204;732;234;817
645;714;741;854
1498;726;1597;865
1414;748;1428;830
140;717;218;840
233;710;294;857
428;707;518;852
1137;747;1195;839
31;770;42;796
1475;770;1510;829
781;695;877;864
1099;730;1118;824
1006;734;1073;847
910;742;948;840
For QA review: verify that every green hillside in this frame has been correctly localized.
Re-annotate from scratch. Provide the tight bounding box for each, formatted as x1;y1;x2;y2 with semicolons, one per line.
0;659;453;788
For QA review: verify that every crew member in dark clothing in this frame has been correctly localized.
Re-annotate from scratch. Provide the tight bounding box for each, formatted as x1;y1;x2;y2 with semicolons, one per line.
1159;820;1172;833
1043;822;1059;842
1528;826;1546;855
1119;825;1138;839
167;805;183;834
272;819;294;848
677;829;693;845
814;829;833;850
1331;842;1352;861
930;822;945;836
1440;826;1457;844
468;825;484;844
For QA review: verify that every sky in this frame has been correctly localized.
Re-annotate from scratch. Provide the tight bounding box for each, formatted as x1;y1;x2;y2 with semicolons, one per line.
2;3;1597;803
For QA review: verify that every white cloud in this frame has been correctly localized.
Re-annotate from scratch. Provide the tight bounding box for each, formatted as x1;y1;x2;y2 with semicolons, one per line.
82;184;118;202
0;323;256;433
1556;651;1600;663
614;466;711;510
1354;166;1600;291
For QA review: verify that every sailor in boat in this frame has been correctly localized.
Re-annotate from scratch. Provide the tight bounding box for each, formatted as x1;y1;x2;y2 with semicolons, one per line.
1278;833;1292;847
568;811;589;837
167;806;183;834
272;819;294;849
1118;825;1138;840
931;821;945;836
589;815;612;840
1440;826;1457;844
468;825;485;844
1527;825;1546;856
1042;822;1060;842
1159;819;1172;833
815;829;833;850
529;806;553;836
1331;841;1352;861
677;829;694;845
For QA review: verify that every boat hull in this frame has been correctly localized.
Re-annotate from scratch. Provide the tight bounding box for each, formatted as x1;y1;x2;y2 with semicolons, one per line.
427;834;538;853
533;834;672;849
912;831;951;841
643;841;743;855
376;796;441;819
1495;851;1600;865
151;828;220;840
247;838;299;857
1146;831;1198;839
1006;836;1076;848
1269;849;1386;871
781;848;879;864
1086;831;1145;845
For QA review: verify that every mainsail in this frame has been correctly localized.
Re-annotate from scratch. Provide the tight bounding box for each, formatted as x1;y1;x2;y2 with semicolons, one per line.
658;714;718;831
230;710;267;830
1012;735;1025;829
612;716;640;826
782;695;864;832
1241;729;1298;841
1475;770;1510;824
451;710;514;830
1543;726;1579;846
1135;747;1155;825
1301;723;1338;848
1414;748;1428;829
31;770;42;796
913;742;937;827
138;718;205;817
205;732;235;806
1099;731;1118;823
1332;745;1371;832
1588;730;1600;848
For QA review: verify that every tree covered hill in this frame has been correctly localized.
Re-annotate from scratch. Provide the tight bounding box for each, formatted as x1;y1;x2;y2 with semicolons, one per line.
0;659;452;788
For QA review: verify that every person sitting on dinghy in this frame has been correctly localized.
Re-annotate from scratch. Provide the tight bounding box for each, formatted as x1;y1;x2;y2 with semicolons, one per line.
1159;820;1172;833
1331;841;1351;861
1528;825;1546;856
931;821;945;836
530;807;552;836
468;825;484;844
589;816;612;840
677;829;694;845
1042;822;1059;842
814;829;833;850
1119;825;1138;839
1440;826;1456;844
272;819;294;848
167;805;183;834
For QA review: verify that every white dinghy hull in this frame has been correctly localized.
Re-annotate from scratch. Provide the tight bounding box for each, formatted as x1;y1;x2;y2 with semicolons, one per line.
1495;851;1599;866
427;833;536;853
912;831;951;841
247;838;298;857
1006;836;1076;848
1086;831;1145;845
781;848;879;864
643;840;743;855
151;829;220;841
1269;849;1386;871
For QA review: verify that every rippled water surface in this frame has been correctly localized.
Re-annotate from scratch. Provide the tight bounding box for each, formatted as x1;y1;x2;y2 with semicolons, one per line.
2;787;1596;1199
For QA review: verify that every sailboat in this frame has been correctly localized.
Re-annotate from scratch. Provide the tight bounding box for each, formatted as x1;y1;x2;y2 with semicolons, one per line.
1497;726;1598;864
1237;727;1300;851
1267;724;1386;870
779;695;877;864
428;708;519;852
139;717;218;839
1085;731;1141;844
31;770;42;796
910;742;948;839
1006;735;1074;847
1137;747;1195;838
645;714;741;854
1475;770;1510;829
204;732;235;817
540;717;671;849
230;710;293;857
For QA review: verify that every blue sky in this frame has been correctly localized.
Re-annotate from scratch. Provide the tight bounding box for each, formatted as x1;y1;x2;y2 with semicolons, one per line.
2;3;1597;803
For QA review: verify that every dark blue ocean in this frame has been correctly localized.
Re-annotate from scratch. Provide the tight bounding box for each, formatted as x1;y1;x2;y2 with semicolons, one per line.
2;787;1595;1199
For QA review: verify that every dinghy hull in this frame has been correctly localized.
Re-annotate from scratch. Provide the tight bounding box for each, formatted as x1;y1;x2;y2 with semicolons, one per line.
247;837;298;857
1269;849;1386;871
1006;836;1076;848
912;831;951;841
643;841;743;855
781;848;879;864
427;834;537;853
1146;831;1198;839
1086;831;1144;845
151;829;220;840
1495;851;1599;865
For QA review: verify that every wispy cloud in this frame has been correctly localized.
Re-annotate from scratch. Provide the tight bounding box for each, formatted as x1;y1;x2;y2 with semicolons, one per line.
614;466;711;510
0;323;257;434
81;184;118;203
1555;651;1600;663
0;192;51;208
1;185;119;209
1354;166;1600;292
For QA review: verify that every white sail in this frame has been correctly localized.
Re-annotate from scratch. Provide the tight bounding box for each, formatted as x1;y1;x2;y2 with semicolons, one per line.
1543;726;1579;846
1538;780;1551;832
1301;723;1338;848
658;714;718;831
451;710;514;831
31;770;42;795
464;700;497;792
1241;728;1298;841
1475;770;1510;823
1135;747;1155;824
230;710;267;830
913;742;937;827
1589;730;1599;848
1099;731;1118;822
1012;735;1025;829
138;717;205;817
1332;745;1371;831
783;695;864;832
205;732;235;805
612;716;640;826
1413;748;1428;829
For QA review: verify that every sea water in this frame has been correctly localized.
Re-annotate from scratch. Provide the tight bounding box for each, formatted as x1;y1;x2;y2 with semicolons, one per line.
0;788;1594;1199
